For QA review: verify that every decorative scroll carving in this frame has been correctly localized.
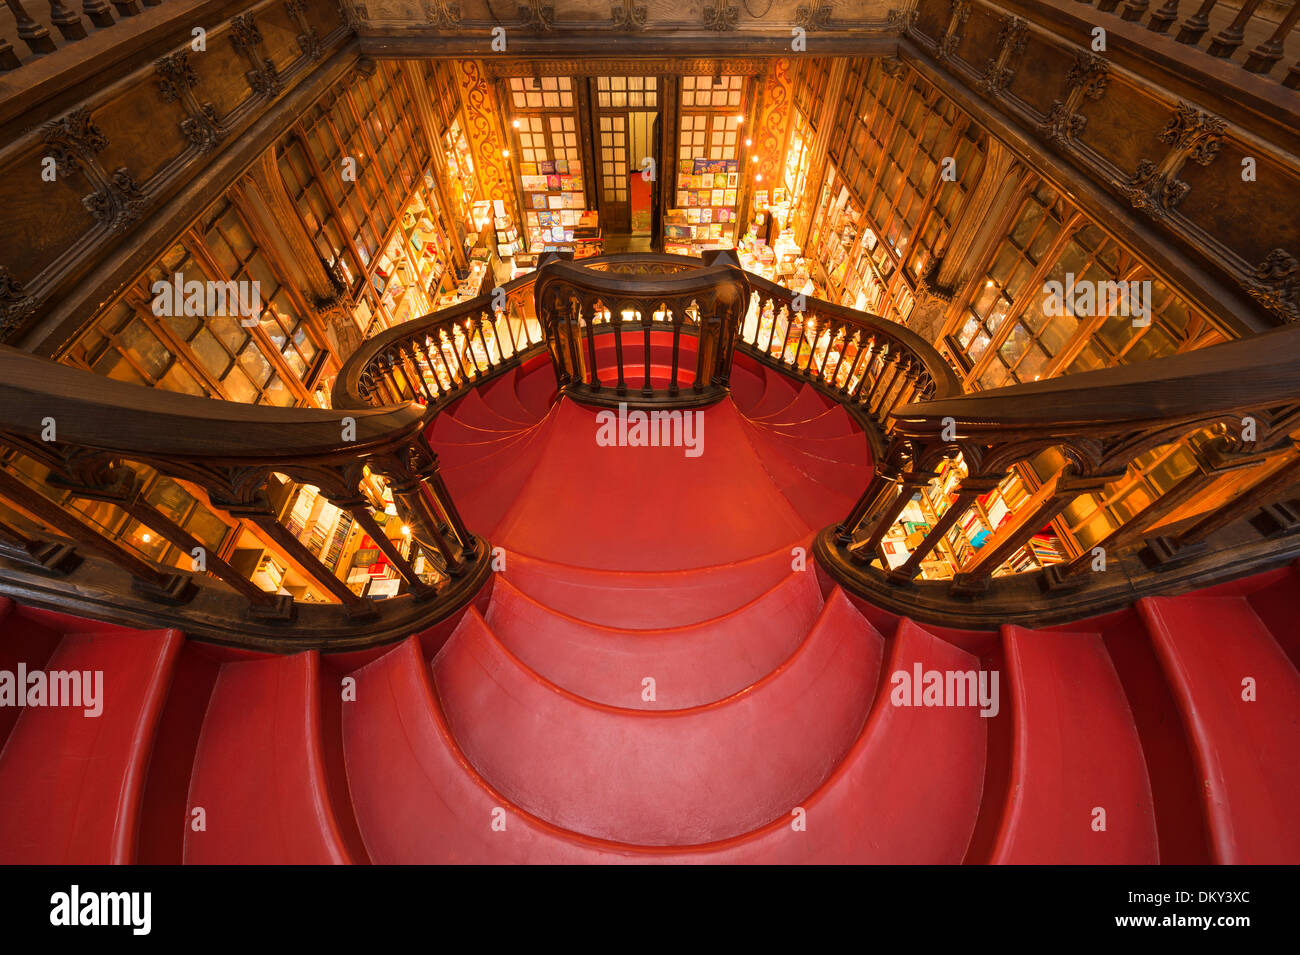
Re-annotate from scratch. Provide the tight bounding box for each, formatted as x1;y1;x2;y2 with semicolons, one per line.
936;0;969;59
421;0;462;28
458;60;514;206
337;0;368;30
0;267;39;339
156;52;224;153
42;108;145;233
879;56;906;78
1040;51;1109;146
231;12;282;97
610;0;647;30
755;57;793;183
1244;249;1300;324
518;0;555;31
978;15;1028;96
886;7;917;31
704;0;740;31
1121;102;1226;217
286;0;323;58
794;1;833;31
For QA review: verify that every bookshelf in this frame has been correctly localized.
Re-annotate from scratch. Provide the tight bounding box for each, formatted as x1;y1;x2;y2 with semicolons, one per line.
665;158;741;256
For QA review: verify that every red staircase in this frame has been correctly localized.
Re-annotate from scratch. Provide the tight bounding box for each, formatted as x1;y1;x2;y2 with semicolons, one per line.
1;351;1297;864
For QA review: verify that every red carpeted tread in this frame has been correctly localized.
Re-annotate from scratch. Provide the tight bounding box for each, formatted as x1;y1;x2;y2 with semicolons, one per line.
747;368;801;420
453;387;533;433
482;375;537;426
183;652;356;864
484;570;823;708
499;546;801;629
0;628;182;864
1139;594;1300;863
432;592;879;846
992;626;1159;864
515;361;559;418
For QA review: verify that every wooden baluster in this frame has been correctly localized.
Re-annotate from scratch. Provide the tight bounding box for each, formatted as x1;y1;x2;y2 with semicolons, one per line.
1159;451;1300;553
836;463;903;545
611;304;627;396
777;306;798;365
1204;0;1263;57
642;307;655;397
1286;60;1300;89
950;467;1083;596
422;469;475;560
826;326;848;387
428;331;457;394
1121;0;1150;22
0;469;195;603
583;304;602;392
411;338;442;403
112;490;292;618
845;338;875;400
0;33;21;70
1097;0;1123;12
399;342;432;403
48;0;86;40
249;513;376;618
1176;0;1219;44
847;467;939;564
0;517;81;574
762;296;779;355
341;504;437;600
81;0;115;28
7;0;56;53
494;303;517;359
1206;0;1263;57
889;479;999;582
868;353;903;418
879;357;920;421
109;0;140;16
1243;1;1300;73
669;305;682;397
1147;0;1182;32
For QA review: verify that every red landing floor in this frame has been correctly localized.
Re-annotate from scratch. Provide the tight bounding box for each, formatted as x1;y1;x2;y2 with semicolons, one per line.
0;348;1296;863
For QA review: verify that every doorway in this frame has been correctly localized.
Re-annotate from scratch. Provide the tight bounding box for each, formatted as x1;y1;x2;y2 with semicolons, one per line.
591;76;661;243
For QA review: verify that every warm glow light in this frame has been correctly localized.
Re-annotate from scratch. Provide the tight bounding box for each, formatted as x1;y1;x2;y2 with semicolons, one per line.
501;149;510;158
400;524;411;536
512;119;520;128
986;279;995;287
745;138;752;147
735;115;744;123
750;155;758;163
756;173;763;181
141;533;152;543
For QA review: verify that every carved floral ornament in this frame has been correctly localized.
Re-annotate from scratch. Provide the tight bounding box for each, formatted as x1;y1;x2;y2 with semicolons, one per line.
936;0;970;60
1246;249;1300;324
1121;102;1226;218
703;0;740;31
518;0;556;31
978;15;1028;96
794;1;834;31
0;267;39;340
156;51;224;154
41;108;146;234
1040;51;1109;147
611;0;647;30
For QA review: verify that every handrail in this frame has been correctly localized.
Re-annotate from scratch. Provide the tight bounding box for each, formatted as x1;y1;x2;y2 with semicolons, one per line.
823;320;1300;603
0;343;488;642
533;253;750;408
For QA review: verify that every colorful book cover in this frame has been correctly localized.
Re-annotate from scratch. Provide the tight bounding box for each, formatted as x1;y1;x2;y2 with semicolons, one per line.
554;159;569;174
531;194;547;209
711;189;724;206
714;172;728;189
727;172;739;188
547;174;561;190
724;189;737;205
539;160;556;174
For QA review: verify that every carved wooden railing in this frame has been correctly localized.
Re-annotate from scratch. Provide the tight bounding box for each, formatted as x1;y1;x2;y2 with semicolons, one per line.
1079;0;1300;86
534;253;750;409
818;321;1300;617
1;0;163;71
738;272;964;454
0;344;489;648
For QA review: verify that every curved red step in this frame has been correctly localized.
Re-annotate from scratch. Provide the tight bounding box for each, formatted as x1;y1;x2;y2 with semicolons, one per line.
752;383;832;427
515;361;558;418
1139;595;1300;863
747;368;801;420
484;570;822;708
0;628;182;864
499;545;800;629
728;365;766;414
183;652;358;864
759;404;857;439
492;399;811;571
454;387;533;433
992;626;1159;864
482;375;537;426
432;592;879;845
438;409;557;536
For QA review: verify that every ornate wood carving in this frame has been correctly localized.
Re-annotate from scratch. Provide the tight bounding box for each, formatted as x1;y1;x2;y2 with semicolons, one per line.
794;1;834;31
337;0;368;30
1121;102;1226;217
286;0;323;59
483;58;765;78
457;60;514;207
610;0;647;31
936;0;969;59
703;0;740;32
887;6;918;31
879;56;906;78
756;57;793;184
518;0;556;31
421;0;462;28
0;266;38;338
41;107;145;233
230;12;282;98
1040;51;1109;146
155;51;224;154
978;14;1028;96
1244;249;1300;324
